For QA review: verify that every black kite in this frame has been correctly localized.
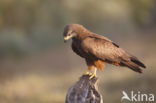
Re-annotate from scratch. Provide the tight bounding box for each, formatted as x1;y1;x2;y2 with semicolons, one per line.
63;24;146;78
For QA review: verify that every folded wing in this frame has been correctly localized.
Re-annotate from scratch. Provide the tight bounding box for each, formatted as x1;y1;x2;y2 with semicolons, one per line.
81;35;146;73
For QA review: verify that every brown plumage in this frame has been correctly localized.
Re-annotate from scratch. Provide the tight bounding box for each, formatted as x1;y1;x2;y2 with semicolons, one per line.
63;24;146;74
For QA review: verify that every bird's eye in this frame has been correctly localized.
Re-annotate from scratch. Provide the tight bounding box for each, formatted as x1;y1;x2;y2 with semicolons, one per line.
68;31;75;36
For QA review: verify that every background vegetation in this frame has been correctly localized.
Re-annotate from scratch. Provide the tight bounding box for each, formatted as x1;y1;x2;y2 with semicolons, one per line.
0;0;156;103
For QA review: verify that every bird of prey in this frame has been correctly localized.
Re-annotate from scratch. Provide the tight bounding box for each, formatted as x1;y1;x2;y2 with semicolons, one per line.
63;24;146;78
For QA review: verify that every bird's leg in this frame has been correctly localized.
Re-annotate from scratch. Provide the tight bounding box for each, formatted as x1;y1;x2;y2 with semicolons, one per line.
89;67;97;79
84;65;94;76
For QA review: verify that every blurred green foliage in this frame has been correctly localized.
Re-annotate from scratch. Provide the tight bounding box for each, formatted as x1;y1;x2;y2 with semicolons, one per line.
129;0;155;27
0;0;155;57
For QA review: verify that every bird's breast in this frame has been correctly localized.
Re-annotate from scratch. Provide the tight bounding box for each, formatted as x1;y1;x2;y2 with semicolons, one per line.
72;40;87;58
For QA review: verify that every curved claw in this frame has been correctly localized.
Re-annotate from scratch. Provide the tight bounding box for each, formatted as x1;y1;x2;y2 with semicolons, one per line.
85;71;90;75
84;69;92;75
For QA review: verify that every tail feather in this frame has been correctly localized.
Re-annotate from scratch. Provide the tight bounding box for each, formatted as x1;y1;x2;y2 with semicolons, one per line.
130;57;146;68
121;61;143;73
120;54;146;73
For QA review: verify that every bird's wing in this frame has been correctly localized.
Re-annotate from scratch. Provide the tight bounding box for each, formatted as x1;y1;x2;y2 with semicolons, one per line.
81;35;130;63
81;35;146;73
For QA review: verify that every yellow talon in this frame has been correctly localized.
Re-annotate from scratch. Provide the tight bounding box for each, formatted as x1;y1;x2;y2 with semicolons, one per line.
85;71;90;75
84;69;90;75
84;69;92;76
89;68;97;79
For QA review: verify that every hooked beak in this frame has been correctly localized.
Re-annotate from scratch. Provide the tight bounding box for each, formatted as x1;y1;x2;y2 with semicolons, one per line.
64;35;73;43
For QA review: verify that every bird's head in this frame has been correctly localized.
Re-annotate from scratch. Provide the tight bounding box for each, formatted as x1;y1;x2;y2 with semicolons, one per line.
63;24;85;42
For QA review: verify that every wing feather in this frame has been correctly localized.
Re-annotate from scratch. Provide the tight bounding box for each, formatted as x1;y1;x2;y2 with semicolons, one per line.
81;35;146;73
81;36;130;62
